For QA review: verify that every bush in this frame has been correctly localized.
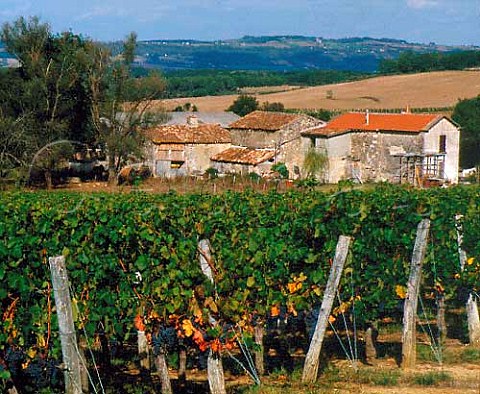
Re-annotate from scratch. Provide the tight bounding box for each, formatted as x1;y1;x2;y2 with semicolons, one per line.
271;162;289;179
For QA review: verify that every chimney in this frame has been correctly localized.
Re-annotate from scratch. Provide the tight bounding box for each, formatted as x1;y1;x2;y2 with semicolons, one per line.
365;109;370;125
187;114;198;127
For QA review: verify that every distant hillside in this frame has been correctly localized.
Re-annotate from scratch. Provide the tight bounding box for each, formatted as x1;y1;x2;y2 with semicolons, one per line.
133;36;479;72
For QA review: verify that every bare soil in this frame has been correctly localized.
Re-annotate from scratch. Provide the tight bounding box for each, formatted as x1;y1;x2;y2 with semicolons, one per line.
154;70;480;113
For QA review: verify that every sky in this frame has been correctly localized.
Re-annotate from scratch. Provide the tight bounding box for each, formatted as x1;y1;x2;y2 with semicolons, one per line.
0;0;479;45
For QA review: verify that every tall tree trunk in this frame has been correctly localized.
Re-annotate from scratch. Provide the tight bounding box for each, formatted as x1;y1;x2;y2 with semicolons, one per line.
207;350;226;394
254;323;265;376
45;169;53;189
154;351;172;394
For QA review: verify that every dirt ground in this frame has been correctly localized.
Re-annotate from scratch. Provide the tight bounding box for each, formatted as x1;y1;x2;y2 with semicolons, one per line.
152;70;480;113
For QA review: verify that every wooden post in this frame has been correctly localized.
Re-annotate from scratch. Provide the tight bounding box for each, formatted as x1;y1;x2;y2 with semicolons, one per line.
207;350;226;394
302;235;351;384
138;330;150;371
254;323;265;376
78;337;90;393
401;219;430;369
154;351;173;394
364;324;378;365
178;346;187;383
436;293;447;345
456;215;480;347
466;294;480;348
49;256;83;394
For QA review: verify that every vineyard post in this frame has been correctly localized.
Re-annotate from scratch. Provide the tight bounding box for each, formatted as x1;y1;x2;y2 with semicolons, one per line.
466;294;480;348
302;235;351;384
254;322;265;376
365;324;378;364
198;239;227;394
49;256;83;394
456;215;480;347
401;219;430;369
138;330;150;371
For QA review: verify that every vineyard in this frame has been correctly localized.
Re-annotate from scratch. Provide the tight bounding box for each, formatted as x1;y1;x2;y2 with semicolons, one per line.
0;184;479;393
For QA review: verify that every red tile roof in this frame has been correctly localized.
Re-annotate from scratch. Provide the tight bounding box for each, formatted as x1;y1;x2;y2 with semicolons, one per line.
228;111;301;131
146;124;231;144
211;147;275;165
323;112;442;135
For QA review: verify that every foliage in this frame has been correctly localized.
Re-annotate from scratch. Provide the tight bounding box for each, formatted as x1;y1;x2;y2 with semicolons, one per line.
88;33;167;182
271;162;289;179
0;17;168;187
452;96;480;168
379;50;480;74
162;69;366;98
227;95;259;116
1;185;480;391
303;148;328;180
260;102;284;112
0;17;98;187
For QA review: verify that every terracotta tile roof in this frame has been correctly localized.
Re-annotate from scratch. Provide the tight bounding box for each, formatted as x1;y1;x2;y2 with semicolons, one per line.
146;124;231;144
228;111;301;131
301;125;349;137
323;112;443;135
211;147;276;165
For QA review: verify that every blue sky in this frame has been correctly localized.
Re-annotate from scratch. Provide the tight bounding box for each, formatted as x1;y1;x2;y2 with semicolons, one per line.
0;0;479;45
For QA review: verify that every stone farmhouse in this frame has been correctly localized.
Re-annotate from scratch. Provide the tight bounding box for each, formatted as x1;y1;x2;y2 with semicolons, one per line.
145;115;231;178
211;111;325;177
301;111;460;185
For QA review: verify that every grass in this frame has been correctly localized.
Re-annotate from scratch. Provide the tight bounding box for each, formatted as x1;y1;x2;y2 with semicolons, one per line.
461;347;480;363
412;371;453;386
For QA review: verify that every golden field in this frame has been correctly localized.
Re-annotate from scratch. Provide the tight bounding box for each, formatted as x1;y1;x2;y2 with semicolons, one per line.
154;70;480;113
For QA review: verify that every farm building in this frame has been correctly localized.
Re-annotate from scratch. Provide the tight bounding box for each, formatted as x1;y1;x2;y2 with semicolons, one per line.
164;111;240;127
145;115;231;178
212;111;325;177
302;111;460;185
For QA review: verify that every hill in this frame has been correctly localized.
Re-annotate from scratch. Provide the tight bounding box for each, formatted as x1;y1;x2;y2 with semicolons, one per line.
154;70;480;113
134;36;478;72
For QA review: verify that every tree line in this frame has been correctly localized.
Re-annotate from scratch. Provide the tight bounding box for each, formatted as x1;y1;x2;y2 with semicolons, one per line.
0;17;167;188
158;69;366;98
379;50;480;74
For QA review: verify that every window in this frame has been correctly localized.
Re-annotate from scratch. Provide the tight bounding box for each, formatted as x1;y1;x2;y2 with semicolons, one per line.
439;135;446;153
170;161;184;169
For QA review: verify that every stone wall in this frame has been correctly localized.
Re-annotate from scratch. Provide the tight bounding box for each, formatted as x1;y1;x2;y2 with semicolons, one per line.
228;116;323;178
350;132;423;183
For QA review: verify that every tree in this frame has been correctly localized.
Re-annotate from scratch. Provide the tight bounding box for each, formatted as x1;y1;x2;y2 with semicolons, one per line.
452;96;480;168
261;101;284;112
303;147;328;180
88;32;167;183
0;17;97;187
227;94;259;116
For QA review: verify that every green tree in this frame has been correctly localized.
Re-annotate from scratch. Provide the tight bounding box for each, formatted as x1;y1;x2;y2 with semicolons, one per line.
303;147;328;180
1;16;97;187
227;94;259;116
452;96;480;168
88;32;167;183
261;101;285;112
